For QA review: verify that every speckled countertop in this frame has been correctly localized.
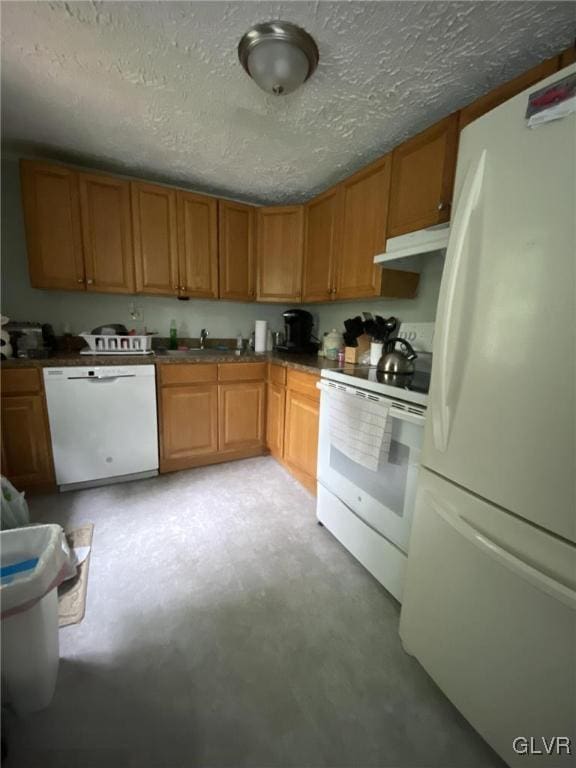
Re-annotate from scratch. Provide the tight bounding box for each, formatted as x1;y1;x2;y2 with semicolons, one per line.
1;351;341;376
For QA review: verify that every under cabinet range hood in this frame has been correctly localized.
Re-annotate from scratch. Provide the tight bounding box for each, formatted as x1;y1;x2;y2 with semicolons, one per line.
374;223;450;264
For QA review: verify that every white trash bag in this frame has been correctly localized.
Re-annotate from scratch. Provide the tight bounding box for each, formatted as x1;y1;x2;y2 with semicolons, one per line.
1;476;30;530
1;524;71;715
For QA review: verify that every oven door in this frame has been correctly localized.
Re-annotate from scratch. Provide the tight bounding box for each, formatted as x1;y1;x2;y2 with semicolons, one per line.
317;380;426;553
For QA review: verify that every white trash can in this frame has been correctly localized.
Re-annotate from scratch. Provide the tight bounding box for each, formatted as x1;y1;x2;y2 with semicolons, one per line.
1;524;69;715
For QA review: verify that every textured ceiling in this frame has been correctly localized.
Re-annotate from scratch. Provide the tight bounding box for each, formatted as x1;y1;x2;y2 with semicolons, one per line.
1;1;574;203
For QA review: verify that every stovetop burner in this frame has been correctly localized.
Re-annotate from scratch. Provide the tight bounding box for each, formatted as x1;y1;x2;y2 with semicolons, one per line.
345;366;431;395
322;359;431;407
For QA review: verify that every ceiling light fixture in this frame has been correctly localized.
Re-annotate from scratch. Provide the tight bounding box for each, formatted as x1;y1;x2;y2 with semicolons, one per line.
238;21;319;96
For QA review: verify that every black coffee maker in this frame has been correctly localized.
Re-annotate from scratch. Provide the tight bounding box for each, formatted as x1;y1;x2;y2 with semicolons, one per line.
277;309;318;353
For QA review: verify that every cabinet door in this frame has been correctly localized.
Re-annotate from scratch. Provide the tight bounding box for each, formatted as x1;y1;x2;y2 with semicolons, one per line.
266;382;286;459
79;172;134;294
160;384;218;468
283;389;319;493
302;187;341;303
177;191;218;298
1;395;54;488
387;115;459;237
256;206;304;302
219;200;255;301
20;160;85;291
335;156;391;300
132;182;179;296
218;381;265;452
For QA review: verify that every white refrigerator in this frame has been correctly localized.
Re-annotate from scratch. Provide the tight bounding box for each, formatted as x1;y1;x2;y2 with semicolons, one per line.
399;65;576;767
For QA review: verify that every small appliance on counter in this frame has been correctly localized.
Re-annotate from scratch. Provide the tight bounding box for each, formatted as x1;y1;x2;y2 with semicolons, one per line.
276;309;318;353
6;321;56;359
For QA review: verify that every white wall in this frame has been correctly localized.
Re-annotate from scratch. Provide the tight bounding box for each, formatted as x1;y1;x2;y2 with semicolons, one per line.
1;156;443;340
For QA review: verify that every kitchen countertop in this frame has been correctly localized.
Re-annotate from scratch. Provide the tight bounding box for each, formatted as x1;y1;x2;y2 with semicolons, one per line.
1;350;341;376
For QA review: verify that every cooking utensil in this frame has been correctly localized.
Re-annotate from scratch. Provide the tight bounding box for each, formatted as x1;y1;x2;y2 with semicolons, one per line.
344;316;365;339
378;338;417;375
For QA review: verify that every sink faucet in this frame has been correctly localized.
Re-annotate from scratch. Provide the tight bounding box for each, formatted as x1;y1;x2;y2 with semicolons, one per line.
199;328;208;350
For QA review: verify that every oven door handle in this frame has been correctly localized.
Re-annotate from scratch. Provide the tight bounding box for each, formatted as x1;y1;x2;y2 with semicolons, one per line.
317;381;426;426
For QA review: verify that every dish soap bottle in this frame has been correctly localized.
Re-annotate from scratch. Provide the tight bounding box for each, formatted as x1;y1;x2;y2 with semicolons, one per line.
169;320;178;350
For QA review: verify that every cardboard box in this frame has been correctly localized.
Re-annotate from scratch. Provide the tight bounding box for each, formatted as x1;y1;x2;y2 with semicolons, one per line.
344;333;371;364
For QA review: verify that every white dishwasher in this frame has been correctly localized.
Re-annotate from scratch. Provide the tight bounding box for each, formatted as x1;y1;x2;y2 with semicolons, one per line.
43;365;158;491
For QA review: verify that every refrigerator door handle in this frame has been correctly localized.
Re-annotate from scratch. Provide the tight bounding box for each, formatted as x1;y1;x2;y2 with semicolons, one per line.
433;150;487;452
430;496;576;610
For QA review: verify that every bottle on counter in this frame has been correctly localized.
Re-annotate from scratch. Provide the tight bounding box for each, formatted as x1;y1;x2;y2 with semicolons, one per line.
324;329;343;361
169;320;178;350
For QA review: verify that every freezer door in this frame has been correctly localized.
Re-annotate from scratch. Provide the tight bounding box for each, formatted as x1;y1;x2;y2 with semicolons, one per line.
400;468;576;768
424;65;576;543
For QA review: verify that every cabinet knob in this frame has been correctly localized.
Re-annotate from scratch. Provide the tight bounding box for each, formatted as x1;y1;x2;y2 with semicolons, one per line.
180;285;185;291
77;278;84;284
438;201;447;211
86;278;94;285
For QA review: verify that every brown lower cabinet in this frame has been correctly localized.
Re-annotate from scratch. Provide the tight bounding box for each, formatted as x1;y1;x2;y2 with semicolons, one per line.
219;381;265;453
1;369;55;490
266;382;286;460
160;383;219;470
266;363;320;495
158;362;266;473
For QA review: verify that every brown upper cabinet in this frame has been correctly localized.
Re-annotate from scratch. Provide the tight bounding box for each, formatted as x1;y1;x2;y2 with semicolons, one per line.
388;115;459;238
177;191;218;298
131;181;179;296
336;157;391;299
219;200;256;301
256;205;304;302
19;47;567;304
459;55;561;130
20;160;85;290
335;156;419;301
79;172;134;294
302;186;340;302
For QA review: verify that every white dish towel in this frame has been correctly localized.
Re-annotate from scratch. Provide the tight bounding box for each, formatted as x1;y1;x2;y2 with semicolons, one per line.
329;390;392;471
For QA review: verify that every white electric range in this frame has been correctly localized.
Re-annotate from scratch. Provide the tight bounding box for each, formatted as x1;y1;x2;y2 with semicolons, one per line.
315;323;434;602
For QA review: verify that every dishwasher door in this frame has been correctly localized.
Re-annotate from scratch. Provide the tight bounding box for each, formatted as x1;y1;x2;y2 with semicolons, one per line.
43;365;158;487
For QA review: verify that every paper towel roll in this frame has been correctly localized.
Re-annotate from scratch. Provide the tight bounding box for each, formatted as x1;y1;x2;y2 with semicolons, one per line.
255;320;268;353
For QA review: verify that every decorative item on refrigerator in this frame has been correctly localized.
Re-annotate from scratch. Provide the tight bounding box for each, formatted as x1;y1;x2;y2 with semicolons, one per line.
254;320;268;353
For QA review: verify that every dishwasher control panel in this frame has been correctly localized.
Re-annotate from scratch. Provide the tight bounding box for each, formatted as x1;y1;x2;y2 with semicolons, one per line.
44;365;155;380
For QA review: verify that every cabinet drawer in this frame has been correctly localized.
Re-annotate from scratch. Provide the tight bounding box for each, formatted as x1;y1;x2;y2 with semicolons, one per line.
218;362;267;382
268;363;286;386
1;368;42;395
158;364;217;386
286;369;320;402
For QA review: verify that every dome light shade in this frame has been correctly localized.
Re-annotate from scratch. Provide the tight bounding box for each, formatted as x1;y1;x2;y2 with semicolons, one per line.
238;21;319;96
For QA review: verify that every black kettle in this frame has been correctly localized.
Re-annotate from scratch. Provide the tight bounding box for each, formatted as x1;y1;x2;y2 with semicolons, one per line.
377;338;417;375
